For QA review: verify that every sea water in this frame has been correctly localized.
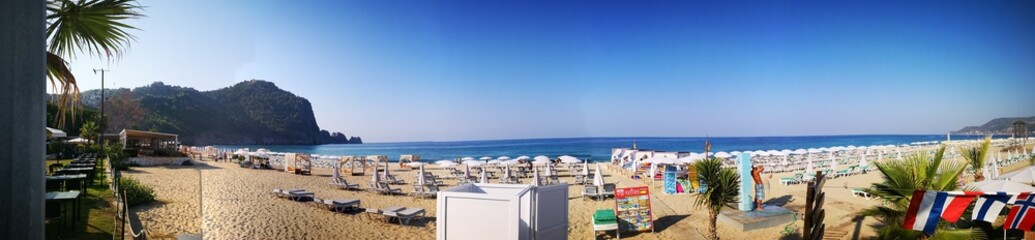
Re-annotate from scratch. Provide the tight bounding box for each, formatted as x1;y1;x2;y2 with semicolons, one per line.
219;135;1007;162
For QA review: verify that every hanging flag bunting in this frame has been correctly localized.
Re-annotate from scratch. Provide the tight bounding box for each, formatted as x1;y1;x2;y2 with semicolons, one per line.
973;192;1017;223
903;190;981;234
1005;193;1035;231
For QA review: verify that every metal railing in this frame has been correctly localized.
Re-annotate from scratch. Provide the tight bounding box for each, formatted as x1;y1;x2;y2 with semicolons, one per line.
108;157;147;240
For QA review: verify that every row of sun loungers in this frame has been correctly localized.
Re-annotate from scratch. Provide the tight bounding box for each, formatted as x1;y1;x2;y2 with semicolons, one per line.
272;188;428;226
582;183;616;201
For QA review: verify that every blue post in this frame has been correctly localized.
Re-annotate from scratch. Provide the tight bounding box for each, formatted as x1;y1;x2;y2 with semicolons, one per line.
737;152;753;211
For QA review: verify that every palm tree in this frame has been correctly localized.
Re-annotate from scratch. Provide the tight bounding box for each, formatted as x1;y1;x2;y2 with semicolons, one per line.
79;120;98;144
694;157;740;240
960;136;992;181
46;0;144;125
861;145;976;239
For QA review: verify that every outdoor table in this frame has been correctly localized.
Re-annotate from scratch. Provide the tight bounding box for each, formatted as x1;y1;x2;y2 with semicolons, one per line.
68;163;95;168
57;167;95;185
46;191;82;227
46;174;87;191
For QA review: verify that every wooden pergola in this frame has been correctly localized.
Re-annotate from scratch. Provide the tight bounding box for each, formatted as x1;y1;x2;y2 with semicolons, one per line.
119;129;179;155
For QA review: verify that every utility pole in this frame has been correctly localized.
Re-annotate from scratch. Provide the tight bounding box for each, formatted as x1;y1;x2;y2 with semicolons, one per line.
93;69;108;148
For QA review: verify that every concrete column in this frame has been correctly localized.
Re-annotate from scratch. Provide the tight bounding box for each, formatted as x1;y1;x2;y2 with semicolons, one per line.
0;0;46;239
737;153;753;211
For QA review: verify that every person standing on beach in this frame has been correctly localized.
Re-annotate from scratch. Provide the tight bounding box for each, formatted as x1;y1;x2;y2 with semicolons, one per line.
751;165;765;211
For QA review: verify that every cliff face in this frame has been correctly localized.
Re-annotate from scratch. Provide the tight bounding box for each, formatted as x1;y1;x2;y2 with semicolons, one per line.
955;116;1035;135
78;80;361;145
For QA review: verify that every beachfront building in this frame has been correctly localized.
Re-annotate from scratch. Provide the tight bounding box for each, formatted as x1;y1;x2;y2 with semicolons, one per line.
119;129;180;157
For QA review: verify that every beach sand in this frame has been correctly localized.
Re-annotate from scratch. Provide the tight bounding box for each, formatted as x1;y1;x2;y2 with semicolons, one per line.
125;144;1033;239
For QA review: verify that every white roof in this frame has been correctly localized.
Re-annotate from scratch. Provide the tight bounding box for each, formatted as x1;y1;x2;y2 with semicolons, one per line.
46;127;67;138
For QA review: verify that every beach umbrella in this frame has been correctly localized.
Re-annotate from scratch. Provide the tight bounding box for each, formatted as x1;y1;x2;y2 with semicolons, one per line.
438;161;457;168
593;164;605;186
730;151;742;156
780;149;792;154
859;153;868;169
408;162;425;167
532;167;542;186
830;153;839;170
498;156;511;160
545;163;554;176
560;156;581;164
382;162;391;179
582;160;590;176
464;164;471;179
767;150;781;156
966;180;1035;192
461;157;475;161
463;160;483;166
332;161;341;180
487;160;502;165
516;155;531;160
500;160;520;166
417;165;427;186
807;148;821;154
753;150;768;156
480;156;493;161
649;163;658;179
992;156;1002;179
805;154;814;173
503;165;511;182
792;149;807;155
480;169;489;183
533;155;550;162
714;152;732;158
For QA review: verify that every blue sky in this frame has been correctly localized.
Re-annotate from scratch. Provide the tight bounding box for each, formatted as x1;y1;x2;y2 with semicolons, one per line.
63;1;1035;142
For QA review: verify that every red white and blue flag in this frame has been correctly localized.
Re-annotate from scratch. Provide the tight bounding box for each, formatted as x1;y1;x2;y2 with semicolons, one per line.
903;190;981;234
1005;192;1035;231
972;192;1017;223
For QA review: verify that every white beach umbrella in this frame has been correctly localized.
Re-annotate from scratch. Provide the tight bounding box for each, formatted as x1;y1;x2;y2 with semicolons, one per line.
500;160;520;166
582;160;590;176
560;155;581;164
753;150;769;156
417;165;427;186
382;162;391;178
408;162;426;167
767;150;781;156
966;179;1035;192
516;155;531;160
545;163;554;176
714;152;733;158
480;169;489;183
793;149;808;155
534;155;550;162
464;164;471;179
780;149;792;154
487;160;502;165
463;160;483;166
497;156;511;160
480;156;493;161
807;148;821;154
332;161;341;179
503;165;511;182
438;161;457;168
461;157;475;161
830;153;839;170
730;151;742;156
648;163;658;179
992;156;1002;179
532;167;542;186
859;154;868;169
805;156;814;173
593;164;605;186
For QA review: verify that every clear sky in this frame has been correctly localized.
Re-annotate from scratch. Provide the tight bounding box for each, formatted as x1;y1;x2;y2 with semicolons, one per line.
62;0;1035;142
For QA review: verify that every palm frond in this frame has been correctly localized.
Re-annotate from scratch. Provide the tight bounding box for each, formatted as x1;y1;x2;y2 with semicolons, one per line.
47;0;144;59
47;51;80;126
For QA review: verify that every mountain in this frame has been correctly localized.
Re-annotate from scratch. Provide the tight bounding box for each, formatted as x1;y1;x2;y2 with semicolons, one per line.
954;116;1035;135
74;80;361;145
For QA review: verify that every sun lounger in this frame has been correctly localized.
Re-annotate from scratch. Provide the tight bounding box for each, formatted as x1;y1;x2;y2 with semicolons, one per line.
386;208;426;226
366;206;405;222
384;175;405;185
376;182;403;195
852;188;871;199
327;199;361;212
582;186;601;201
592;209;620;239
272;188;304;198
601;183;616;199
329;177;361;190
574;175;586;185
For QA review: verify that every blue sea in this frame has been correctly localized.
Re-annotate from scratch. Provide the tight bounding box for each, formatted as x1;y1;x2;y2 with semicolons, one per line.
218;135;1007;162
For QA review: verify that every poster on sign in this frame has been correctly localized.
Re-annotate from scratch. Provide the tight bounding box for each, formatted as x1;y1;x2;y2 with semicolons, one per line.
614;186;654;233
663;167;676;194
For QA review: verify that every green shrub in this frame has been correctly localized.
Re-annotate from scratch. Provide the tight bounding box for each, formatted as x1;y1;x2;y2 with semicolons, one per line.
119;177;156;206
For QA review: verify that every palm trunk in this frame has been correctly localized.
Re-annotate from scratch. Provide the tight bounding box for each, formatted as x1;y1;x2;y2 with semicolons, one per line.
709;210;719;240
975;172;985;182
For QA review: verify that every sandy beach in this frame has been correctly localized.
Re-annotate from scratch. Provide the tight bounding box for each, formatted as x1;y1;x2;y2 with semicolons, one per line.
125;144;1033;239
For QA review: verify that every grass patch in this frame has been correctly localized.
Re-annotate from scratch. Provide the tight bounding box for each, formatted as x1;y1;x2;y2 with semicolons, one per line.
45;158;116;240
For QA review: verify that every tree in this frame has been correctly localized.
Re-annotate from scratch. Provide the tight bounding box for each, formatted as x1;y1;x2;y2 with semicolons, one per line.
104;91;147;132
960;136;992;181
46;0;144;125
694;157;740;240
79;120;98;143
861;145;976;239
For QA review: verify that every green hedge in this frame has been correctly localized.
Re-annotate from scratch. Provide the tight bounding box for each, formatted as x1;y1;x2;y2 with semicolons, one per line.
120;177;156;206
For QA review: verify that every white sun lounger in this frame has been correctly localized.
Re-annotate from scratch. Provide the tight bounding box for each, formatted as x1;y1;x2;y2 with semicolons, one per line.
366;206;405;222
327;199;361;212
386;208;426;226
852;188;871;199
